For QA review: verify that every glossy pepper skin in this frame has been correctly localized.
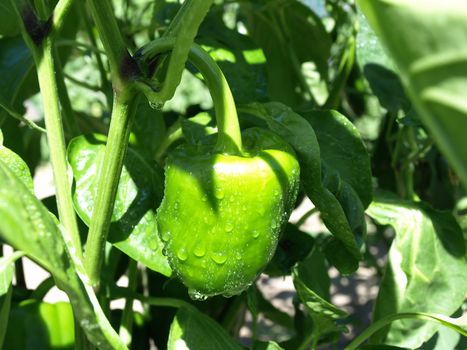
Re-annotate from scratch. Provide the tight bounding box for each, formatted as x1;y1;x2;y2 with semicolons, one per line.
157;127;300;299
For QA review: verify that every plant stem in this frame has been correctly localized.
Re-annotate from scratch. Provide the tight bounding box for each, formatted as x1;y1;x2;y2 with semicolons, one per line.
64;73;102;92
84;91;138;287
12;0;83;260
111;287;193;310
345;312;467;350
74;315;97;350
296;207;318;227
52;0;77;35
297;330;319;350
136;39;242;154
34;37;84;261
119;260;138;347
31;276;55;300
0;98;46;133
14;257;26;288
84;0;140;288
154;117;183;164
87;0;129;91
221;296;245;334
153;0;214;103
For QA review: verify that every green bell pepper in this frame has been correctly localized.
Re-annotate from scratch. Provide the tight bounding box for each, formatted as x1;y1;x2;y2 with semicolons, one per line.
138;39;300;299
157;128;300;299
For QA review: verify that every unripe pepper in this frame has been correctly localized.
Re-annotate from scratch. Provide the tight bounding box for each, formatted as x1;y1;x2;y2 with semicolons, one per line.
157;128;300;299
138;39;300;299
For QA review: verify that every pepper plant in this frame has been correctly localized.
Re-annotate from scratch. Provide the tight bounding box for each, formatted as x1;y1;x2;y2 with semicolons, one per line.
0;0;466;349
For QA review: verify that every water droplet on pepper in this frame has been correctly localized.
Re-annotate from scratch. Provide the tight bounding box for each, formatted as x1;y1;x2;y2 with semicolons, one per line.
211;252;227;265
177;248;188;261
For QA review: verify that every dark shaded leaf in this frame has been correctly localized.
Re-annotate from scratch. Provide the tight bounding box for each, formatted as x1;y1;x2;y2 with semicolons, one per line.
181;112;217;145
198;6;268;104
293;247;348;336
300;109;372;208
131;100;167;160
0;36;34;109
242;102;364;273
0;1;20;36
241;0;331;106
265;223;314;276
361;346;409;350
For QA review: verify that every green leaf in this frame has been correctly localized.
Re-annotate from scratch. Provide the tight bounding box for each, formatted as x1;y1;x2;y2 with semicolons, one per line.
0;2;20;36
356;11;410;115
247;285;294;331
241;0;331;106
367;194;467;348
0;36;35;108
130;100;167;160
293;247;348;337
67;134;171;277
357;0;467;187
0;251;23;349
253;340;284;350
300;109;373;208
0;141;34;193
4;300;74;350
361;346;409;350
181;112;217;145
0;159;126;349
265;223;314;277
198;5;268;104
356;10;396;73
167;306;243;350
243;102;364;273
0;160;73;282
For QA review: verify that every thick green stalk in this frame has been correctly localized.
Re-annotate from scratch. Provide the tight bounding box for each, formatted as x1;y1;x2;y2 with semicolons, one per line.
11;0;82;264
136;39;242;154
34;37;84;261
84;91;138;287
153;0;214;103
83;0;140;288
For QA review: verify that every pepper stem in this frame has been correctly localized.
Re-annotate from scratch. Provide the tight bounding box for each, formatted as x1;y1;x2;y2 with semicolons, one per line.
135;38;243;155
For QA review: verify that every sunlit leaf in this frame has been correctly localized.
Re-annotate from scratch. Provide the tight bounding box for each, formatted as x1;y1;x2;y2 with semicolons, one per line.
4;301;74;350
358;0;467;187
67;134;171;277
0;160;126;349
367;193;467;348
167;306;243;350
